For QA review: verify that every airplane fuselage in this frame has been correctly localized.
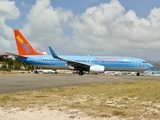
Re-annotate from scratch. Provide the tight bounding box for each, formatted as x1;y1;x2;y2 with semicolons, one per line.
18;55;153;72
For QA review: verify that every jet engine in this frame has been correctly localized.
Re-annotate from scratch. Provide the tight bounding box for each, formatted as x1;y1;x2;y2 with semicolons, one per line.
90;65;105;73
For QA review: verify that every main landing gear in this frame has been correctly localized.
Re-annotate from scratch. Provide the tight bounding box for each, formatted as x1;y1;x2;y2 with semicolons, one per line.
78;71;84;75
35;66;40;74
136;72;140;76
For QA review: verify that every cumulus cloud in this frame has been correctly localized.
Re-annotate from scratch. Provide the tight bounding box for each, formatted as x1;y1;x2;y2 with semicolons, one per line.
21;0;73;52
0;0;20;53
148;7;160;26
68;0;160;59
1;0;160;60
0;0;20;21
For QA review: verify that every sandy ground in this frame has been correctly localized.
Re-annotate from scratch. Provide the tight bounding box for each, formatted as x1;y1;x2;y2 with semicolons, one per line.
0;107;123;120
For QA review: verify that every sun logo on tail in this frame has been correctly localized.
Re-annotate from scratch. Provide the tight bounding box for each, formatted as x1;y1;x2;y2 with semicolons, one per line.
16;35;31;53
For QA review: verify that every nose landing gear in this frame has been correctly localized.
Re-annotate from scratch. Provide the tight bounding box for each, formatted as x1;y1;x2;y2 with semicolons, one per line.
136;72;140;76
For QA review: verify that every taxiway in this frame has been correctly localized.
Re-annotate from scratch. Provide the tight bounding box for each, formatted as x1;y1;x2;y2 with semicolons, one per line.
0;74;160;94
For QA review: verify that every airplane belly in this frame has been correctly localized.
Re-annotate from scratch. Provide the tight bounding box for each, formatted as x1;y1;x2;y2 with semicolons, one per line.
104;67;148;71
38;65;71;70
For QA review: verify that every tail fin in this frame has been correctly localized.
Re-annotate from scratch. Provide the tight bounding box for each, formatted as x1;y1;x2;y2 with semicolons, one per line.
14;30;46;55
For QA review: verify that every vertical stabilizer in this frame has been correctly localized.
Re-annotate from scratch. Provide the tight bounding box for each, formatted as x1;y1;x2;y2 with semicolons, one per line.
14;30;46;55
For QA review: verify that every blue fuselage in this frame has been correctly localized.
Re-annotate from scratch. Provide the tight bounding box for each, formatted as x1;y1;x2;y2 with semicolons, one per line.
18;55;153;71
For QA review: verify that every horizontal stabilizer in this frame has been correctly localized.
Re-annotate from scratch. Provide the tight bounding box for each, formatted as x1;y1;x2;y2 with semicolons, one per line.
5;52;27;58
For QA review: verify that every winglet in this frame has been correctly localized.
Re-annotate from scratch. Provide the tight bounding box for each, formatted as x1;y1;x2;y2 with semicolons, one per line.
48;46;59;59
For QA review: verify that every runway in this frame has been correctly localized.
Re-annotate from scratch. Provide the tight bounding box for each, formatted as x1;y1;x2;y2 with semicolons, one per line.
0;74;160;94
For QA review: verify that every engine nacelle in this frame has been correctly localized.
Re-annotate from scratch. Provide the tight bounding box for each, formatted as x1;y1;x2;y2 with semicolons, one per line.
90;65;105;73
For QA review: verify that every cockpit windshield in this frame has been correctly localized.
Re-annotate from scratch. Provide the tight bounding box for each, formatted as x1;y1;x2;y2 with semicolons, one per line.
143;61;147;63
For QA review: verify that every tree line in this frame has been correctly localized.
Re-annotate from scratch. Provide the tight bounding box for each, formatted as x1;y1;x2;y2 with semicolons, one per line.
0;55;33;71
148;60;160;70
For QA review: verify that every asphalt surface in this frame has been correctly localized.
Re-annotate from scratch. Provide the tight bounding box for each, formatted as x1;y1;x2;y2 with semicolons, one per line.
0;74;160;95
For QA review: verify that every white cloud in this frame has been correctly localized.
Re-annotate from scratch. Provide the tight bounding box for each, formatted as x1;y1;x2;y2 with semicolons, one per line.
0;0;20;20
21;0;73;52
0;0;20;53
68;0;160;59
1;0;160;60
148;7;160;27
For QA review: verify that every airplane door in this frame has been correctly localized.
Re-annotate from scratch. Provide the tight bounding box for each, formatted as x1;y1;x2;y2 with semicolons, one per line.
35;57;38;64
87;56;91;64
135;60;139;66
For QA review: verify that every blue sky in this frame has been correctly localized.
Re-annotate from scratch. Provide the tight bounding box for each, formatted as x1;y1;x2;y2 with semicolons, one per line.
1;0;160;60
51;0;160;17
120;0;160;17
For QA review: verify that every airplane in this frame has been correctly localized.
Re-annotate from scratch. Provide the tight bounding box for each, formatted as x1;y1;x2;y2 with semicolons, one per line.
6;30;154;76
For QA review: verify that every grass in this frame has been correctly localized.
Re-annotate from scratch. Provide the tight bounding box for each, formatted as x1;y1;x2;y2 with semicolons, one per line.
0;80;160;119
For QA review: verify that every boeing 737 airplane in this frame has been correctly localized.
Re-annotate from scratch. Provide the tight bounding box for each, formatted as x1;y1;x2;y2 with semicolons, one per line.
6;30;153;76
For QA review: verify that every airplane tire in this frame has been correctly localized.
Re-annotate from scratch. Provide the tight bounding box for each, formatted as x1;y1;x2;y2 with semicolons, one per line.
137;72;140;76
78;71;83;75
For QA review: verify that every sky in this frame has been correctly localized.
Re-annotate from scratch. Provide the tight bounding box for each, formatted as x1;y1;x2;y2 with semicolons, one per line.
1;0;160;60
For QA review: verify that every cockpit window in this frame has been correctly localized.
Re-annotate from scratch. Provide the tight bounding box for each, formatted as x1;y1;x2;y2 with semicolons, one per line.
143;61;147;63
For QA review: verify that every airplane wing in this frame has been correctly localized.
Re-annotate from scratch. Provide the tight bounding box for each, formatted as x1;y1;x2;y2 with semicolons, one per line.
48;46;90;70
5;52;27;58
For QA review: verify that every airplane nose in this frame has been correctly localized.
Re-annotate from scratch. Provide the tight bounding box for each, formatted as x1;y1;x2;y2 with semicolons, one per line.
148;63;154;68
